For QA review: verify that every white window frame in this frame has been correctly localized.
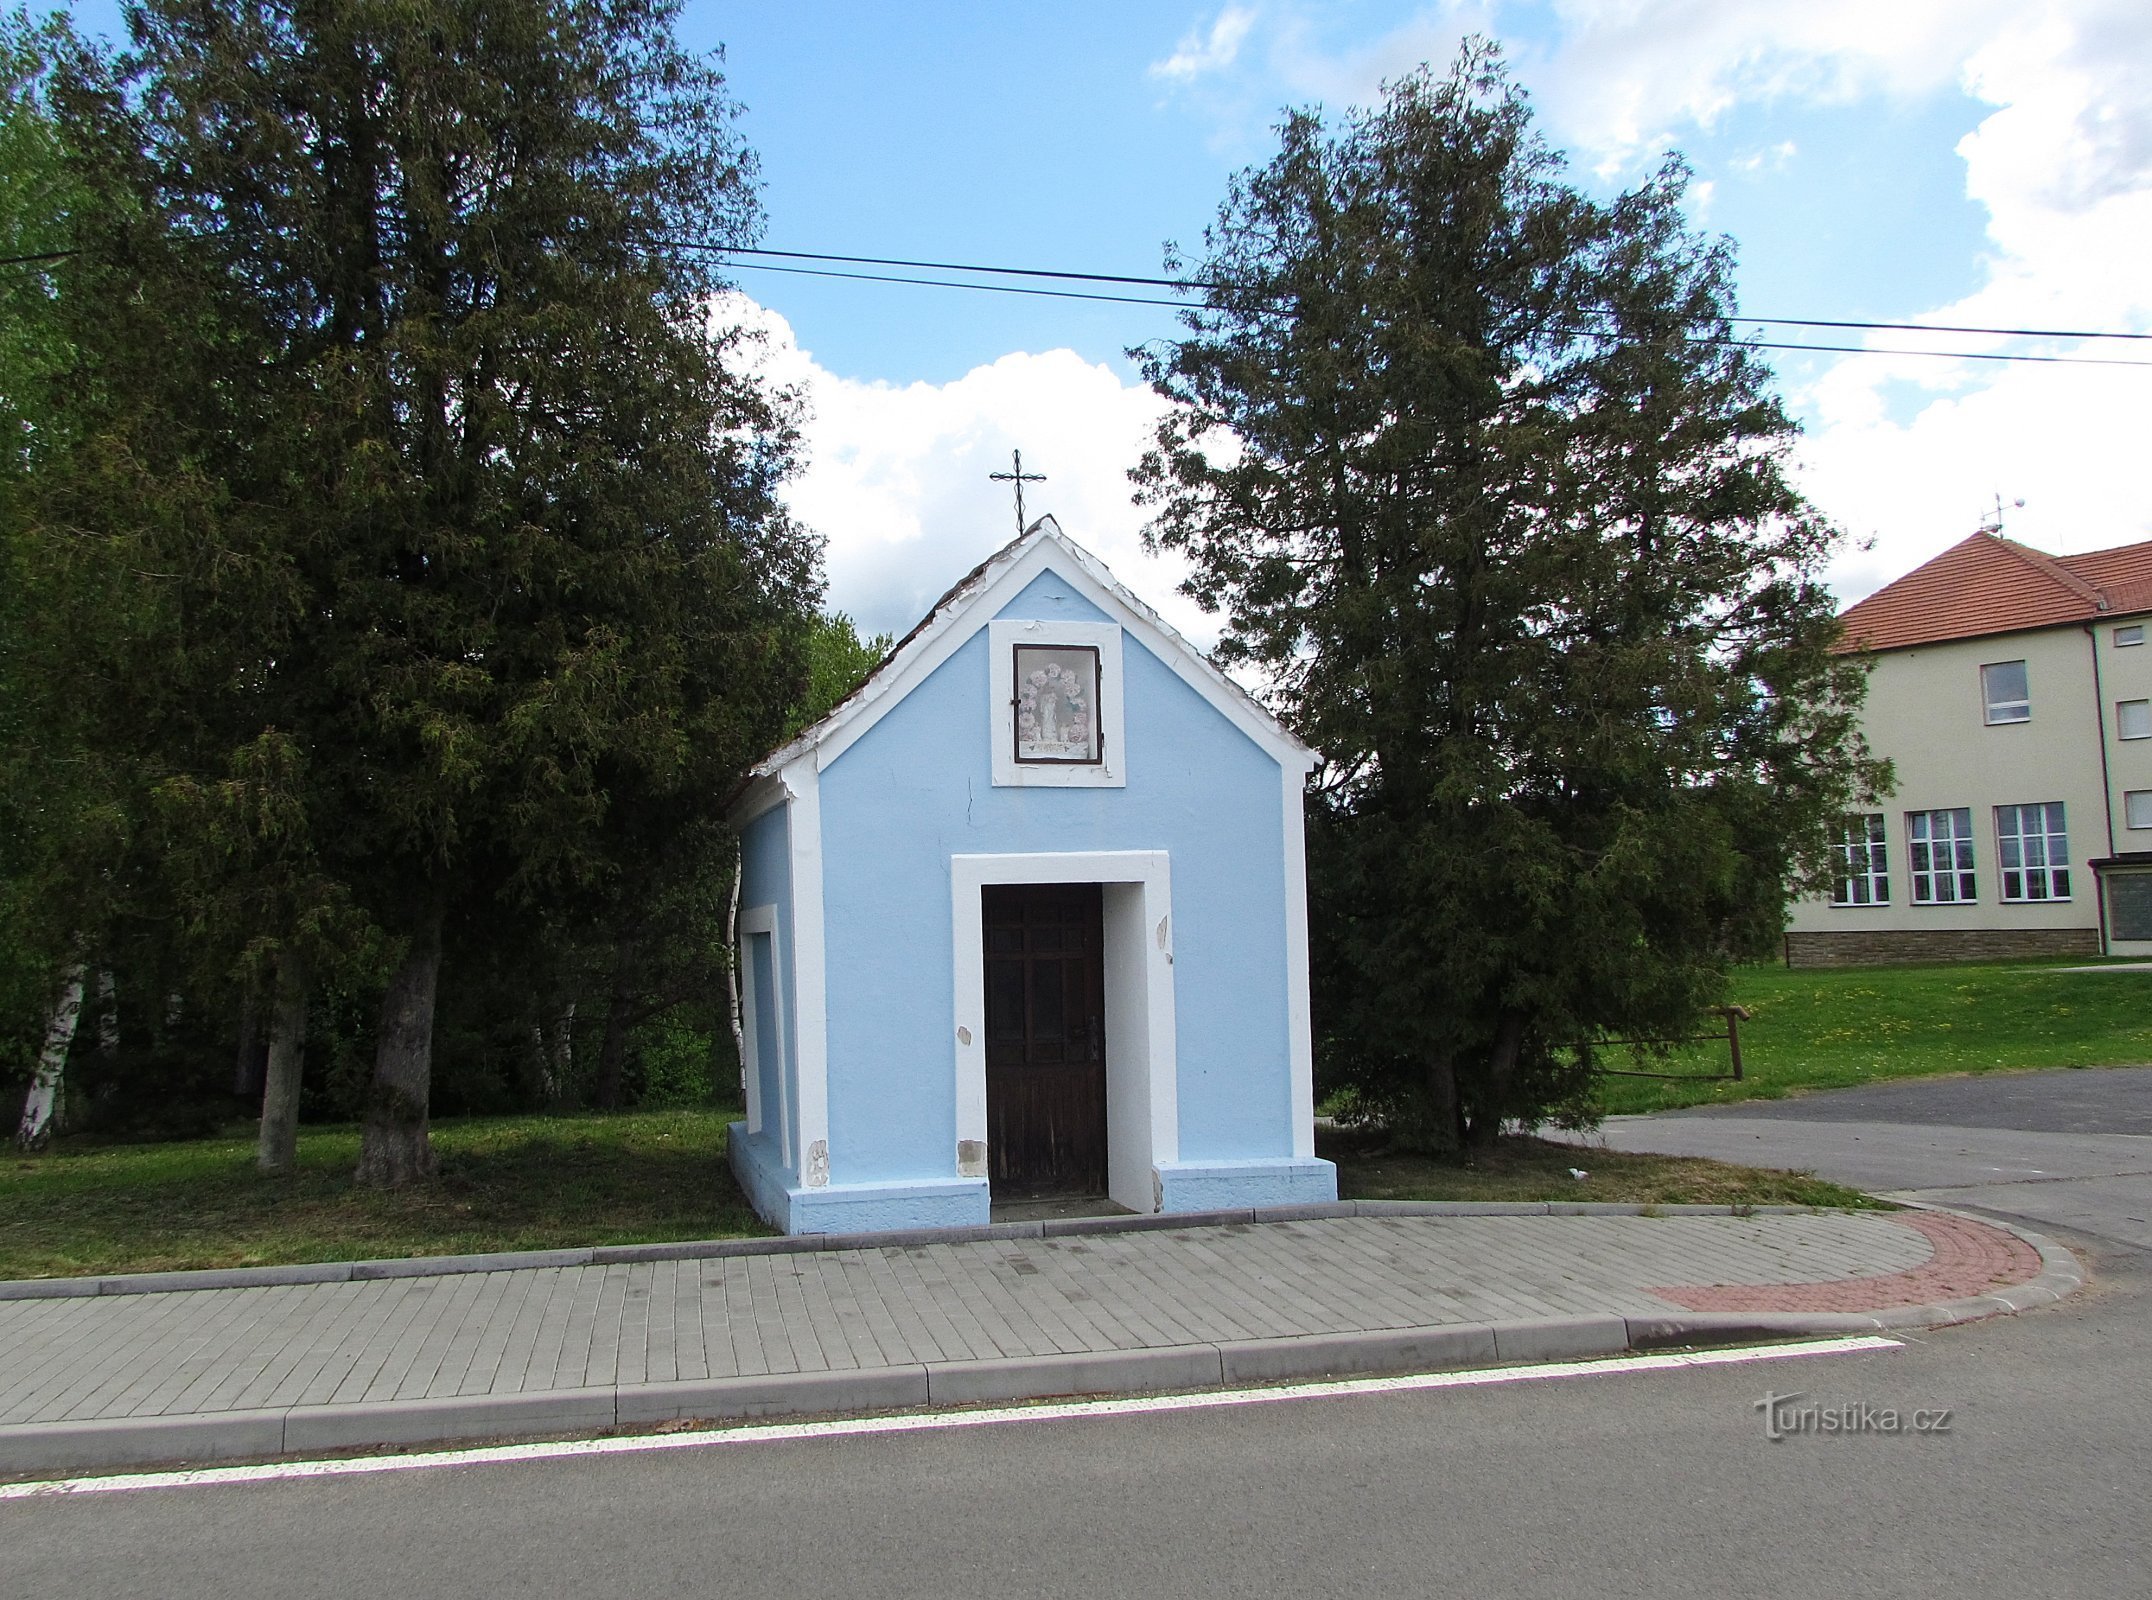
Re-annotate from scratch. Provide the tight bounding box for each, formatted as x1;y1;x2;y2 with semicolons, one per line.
2116;624;2145;647
2119;699;2152;742
1995;803;2070;903
1981;660;2030;725
989;618;1126;788
1830;814;1890;906
1908;808;1978;904
2126;791;2152;831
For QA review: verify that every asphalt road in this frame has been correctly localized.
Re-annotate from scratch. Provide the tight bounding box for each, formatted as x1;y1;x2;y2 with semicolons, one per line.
5;1245;2145;1600
1588;1066;2152;1250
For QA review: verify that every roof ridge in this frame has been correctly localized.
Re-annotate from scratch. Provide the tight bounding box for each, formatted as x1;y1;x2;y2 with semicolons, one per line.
1991;533;2104;607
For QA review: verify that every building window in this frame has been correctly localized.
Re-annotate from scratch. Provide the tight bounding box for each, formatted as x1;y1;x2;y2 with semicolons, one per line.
1981;660;2030;724
1995;803;2070;902
1011;644;1102;764
1831;815;1890;905
988;618;1126;789
2120;700;2152;741
2117;624;2146;647
2112;874;2152;942
1908;808;1977;903
2127;791;2152;830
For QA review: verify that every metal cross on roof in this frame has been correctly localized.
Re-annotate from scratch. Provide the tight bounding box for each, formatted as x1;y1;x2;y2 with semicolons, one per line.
989;449;1046;538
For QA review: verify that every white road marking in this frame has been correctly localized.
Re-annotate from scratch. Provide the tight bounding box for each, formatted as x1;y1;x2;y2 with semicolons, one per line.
1;1335;1899;1502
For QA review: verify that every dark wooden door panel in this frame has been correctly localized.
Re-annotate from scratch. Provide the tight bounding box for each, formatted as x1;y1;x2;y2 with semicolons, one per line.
982;883;1107;1196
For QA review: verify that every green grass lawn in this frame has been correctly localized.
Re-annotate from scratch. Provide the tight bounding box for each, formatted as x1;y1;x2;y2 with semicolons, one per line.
1596;958;2152;1115
4;1103;1883;1282
0;1109;767;1281
1322;1128;1876;1210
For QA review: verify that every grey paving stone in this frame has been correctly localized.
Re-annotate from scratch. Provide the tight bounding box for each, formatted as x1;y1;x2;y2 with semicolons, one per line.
351;1249;593;1280
283;1387;617;1451
617;1366;930;1424
0;1408;288;1473
0;1204;2074;1473
0;1277;100;1301
1217;1324;1501;1382
1039;1210;1253;1237
1490;1315;1632;1363
924;1345;1226;1405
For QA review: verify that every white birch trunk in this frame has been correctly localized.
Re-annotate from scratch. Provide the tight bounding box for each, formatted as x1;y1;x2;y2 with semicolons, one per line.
17;964;86;1151
726;843;746;1101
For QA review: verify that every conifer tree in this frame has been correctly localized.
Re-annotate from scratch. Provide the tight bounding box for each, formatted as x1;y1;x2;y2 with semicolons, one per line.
1134;47;1881;1146
26;1;816;1179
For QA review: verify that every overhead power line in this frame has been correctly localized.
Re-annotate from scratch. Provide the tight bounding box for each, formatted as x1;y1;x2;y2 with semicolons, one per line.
711;245;2152;347
717;257;2152;369
12;237;2151;366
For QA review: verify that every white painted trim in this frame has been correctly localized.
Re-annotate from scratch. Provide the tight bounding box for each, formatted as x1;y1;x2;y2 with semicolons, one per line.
1279;765;1317;1160
988;618;1126;787
784;764;832;1188
744;520;1317;793
728;771;787;828
736;905;787;1164
950;851;1178;1213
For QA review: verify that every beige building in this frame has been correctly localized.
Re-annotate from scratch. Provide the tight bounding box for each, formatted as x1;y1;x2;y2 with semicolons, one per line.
1785;531;2152;966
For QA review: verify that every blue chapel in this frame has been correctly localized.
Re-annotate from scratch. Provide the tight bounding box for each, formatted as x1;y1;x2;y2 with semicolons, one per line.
727;518;1336;1234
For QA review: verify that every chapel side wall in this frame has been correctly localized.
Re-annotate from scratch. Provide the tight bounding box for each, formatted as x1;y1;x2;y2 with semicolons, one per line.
815;613;1295;1187
1785;626;2106;963
736;800;798;1171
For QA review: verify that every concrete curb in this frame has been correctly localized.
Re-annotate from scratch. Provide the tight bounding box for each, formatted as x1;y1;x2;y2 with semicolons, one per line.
0;1310;1816;1476
0;1217;2079;1482
0;1200;1845;1302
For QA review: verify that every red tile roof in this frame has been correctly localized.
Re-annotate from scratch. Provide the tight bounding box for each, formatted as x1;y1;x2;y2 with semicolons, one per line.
1837;532;2152;652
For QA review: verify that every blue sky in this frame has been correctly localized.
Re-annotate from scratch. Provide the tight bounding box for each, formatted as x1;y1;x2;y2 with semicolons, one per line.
54;3;2152;641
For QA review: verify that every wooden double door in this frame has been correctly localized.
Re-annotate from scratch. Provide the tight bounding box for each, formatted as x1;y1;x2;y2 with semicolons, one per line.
982;883;1108;1198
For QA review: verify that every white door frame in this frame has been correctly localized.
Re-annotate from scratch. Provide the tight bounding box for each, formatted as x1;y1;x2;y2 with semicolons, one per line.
950;851;1178;1214
737;904;790;1169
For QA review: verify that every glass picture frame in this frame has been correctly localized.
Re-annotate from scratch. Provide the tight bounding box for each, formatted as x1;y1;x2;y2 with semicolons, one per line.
1012;643;1102;764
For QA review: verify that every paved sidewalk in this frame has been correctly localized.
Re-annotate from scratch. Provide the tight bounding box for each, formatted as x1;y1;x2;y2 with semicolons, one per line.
0;1202;2080;1476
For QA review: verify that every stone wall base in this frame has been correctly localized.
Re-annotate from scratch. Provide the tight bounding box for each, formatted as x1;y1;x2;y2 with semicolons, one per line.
1783;927;2101;968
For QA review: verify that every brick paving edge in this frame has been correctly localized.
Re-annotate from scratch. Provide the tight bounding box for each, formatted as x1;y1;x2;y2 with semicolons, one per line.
0;1200;1841;1302
0;1310;1880;1478
0;1205;2088;1479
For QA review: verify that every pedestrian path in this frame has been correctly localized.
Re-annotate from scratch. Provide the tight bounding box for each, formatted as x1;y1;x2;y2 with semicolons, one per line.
0;1202;2079;1475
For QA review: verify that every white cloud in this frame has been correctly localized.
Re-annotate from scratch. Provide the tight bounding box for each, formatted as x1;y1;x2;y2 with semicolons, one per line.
1150;7;1260;83
718;295;1212;649
1767;1;2152;593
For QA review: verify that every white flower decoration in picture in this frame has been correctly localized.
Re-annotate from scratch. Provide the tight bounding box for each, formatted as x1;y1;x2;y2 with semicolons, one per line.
1013;645;1100;763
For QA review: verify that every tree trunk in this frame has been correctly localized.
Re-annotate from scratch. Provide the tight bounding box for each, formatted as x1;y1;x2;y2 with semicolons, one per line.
594;932;638;1110
1466;1011;1527;1148
547;1003;575;1105
256;950;310;1174
528;1002;574;1106
17;963;85;1151
93;968;119;1061
355;908;443;1188
1423;1046;1463;1153
233;984;270;1100
724;846;745;1103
